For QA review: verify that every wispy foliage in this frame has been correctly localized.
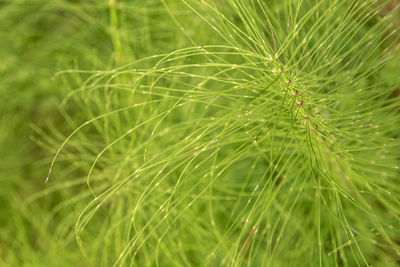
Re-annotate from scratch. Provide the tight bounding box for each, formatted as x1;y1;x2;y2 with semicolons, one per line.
1;0;400;266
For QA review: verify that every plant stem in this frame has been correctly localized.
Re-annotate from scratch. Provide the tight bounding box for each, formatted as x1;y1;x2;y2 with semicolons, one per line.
109;0;122;65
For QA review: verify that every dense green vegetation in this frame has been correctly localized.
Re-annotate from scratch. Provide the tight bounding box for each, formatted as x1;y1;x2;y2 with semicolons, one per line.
1;0;399;266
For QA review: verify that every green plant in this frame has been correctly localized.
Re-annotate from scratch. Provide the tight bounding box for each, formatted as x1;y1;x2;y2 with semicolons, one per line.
1;0;400;266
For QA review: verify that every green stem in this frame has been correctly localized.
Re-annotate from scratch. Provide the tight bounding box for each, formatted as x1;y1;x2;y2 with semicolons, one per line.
109;0;122;65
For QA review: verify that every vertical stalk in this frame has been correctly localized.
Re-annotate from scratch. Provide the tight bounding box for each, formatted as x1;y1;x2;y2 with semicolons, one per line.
109;0;122;65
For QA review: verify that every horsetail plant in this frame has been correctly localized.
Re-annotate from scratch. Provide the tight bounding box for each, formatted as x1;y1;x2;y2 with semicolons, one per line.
1;0;400;266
